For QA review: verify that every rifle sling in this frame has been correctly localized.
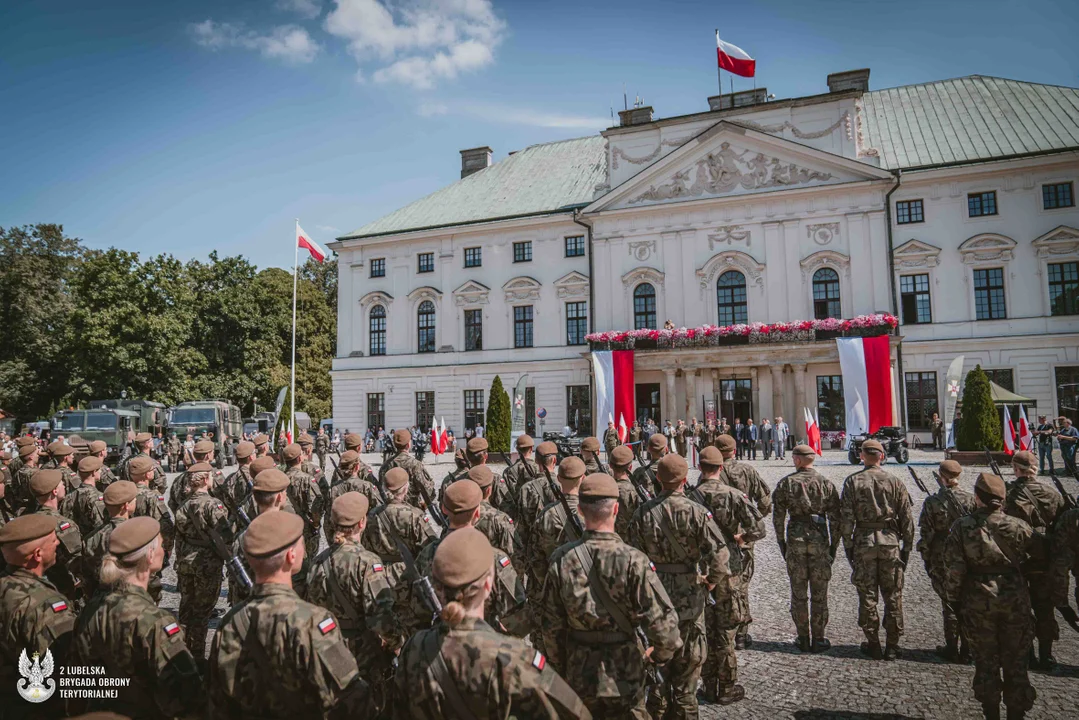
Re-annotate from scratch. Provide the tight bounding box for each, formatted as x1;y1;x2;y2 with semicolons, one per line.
648;499;694;567
373;505;418;577
423;630;479;720
324;545;363;627
572;543;639;639
980;515;1025;577
1016;483;1048;531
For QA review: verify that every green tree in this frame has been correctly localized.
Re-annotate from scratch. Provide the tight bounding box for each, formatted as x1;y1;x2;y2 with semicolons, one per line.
957;365;1002;451
486;375;511;453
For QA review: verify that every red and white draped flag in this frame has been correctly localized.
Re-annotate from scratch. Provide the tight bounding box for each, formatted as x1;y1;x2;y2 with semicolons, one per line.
1017;404;1033;452
439;417;448;454
836;336;894;437
430;417;441;455
804;407;823;456
1003;405;1016;455
618;412;628;443
296;223;328;263
716;31;756;78
592;350;635;440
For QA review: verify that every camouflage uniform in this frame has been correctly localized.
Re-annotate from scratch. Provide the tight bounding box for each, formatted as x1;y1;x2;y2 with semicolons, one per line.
720;458;771;645
527;496;584;595
772;467;841;644
323;475;383;544
11;464;38;514
133;485;173;603
34;506;84;605
504;457;542;515
583;457;602;476
441;464;514;514
122;452;166;493
58;465;80;496
362;499;439;636
167;436;182;472
627;490;730;719
614;476;644;539
393;616;588;719
541;530;682;718
839;466;914;650
285;464;325;558
379;450;435;510
0;569;76;703
67;483;106;536
210;583;371;718
218;464;253;525
630;461;659;500
73;582;204;718
918;482;977;656
81;516;125;600
943;508;1039;714
174;491;230;656
516;471;559;648
475;499;519;558
315;432;330;470
603;429;620;456
167;467;225;515
98;463;119;488
1049;506;1079;612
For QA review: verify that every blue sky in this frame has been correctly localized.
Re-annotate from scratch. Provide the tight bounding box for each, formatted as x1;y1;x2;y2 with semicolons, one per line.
2;0;1076;269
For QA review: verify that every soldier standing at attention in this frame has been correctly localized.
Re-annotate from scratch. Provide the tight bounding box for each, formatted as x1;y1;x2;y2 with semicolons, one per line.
943;473;1040;720
608;445;643;538
504;434;540;513
47;441;78;496
581;437;603;475
315;426;331;471
167;440;221;514
87;440;119;488
632;434;669;497
220;440;255;527
129;456;173;603
629;421;643;461
167;432;182;472
251;432;272;459
122;433;166;492
228;468;296;605
1003;449;1064;669
674;420;689;458
717;433;771;649
1049;501;1079;641
0;453;13;528
917;458;976;662
467;465;518;557
526;457;587;603
8;435;37;479
628;454;730;720
394;527;588;719
323;450;383;543
379;428;435;511
515;441;561;553
210;511;372;717
30;469;84;604
839;439;914;660
772;445;841;654
72;517;205;719
11;442;41;514
282;443;324;560
174;462;231;658
81;480;138;600
298;433;328;500
603;422;620;460
541;472;682;718
68;455;107;535
463;437;515;516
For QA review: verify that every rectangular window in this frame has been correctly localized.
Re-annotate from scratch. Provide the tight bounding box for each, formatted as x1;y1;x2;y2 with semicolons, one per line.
967;191;998;217
416;391;435;430
463;390;485;431
973;267;1006;320
366;393;385;433
899;274;932;324
464;308;483;351
370;258;386;278
464;247;482;268
816;375;844;431
905;371;938;431
566;301;587;345
369;308;386;356
984;369;1015;392
564;235;585;257
513;241;532;263
417;252;434;273
1049;262;1079;316
1056;366;1079;425
895;199;924;224
566;385;592;434
1043;182;1075;209
514;305;534;348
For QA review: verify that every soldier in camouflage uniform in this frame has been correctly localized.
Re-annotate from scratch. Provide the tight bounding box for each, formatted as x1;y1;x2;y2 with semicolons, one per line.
47;441;79;497
839;439;914;660
167;432;182;472
603;422;620;459
30;469;84;606
210;512;372;717
439;437;516;516
628;453;731;719
917;458;977;662
128;455;173;603
0;454;13;529
691;445;764;703
943;473;1040;720
773;445;841;654
324;450;383;543
1004;449;1065;669
174;462;231;657
581;436;604;476
219;440;256;529
515;441;561;650
228;468;302;605
81;480;138;600
73;517;204;718
297;432;329;501
467;464;518;557
608;445;643;539
8;435;37;479
122;432;166;493
526;457;587;612
10;442;40;514
541;472;681;718
631;433;667;497
395;527;588;719
282;442;324;560
67;455;107;535
502;434;540;516
167;439;222;514
87;440;119;488
1049;502;1079;637
315;426;331;471
330;433;379;496
252;432;272;458
379;428;436;511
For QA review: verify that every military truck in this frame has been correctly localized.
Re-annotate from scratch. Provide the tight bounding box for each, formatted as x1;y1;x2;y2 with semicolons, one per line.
51;407;140;462
89;398;167;436
166;400;243;468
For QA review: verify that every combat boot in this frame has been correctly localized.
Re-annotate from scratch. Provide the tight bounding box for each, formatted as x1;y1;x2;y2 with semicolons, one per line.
935;642;959;662
796;635;811;652
981;703;1001;720
883;643;900;661
1037;641;1056;671
811;637;831;653
1005;707;1024;720
716;683;745;705
860;639;883;660
696;678;718;704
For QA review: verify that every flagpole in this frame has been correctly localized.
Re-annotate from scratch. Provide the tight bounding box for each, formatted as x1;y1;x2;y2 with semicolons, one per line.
290;218;299;442
715;29;722;97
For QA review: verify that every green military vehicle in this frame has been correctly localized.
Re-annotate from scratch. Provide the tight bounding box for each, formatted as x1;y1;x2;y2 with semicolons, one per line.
90;398;167;437
51;407;140;462
167;399;243;468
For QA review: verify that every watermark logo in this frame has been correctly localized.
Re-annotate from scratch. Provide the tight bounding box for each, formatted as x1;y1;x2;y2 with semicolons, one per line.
17;648;56;703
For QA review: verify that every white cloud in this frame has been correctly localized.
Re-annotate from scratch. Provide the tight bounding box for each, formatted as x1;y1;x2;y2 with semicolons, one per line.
324;0;504;89
316;224;341;233
189;20;320;65
276;0;322;19
419;101;608;129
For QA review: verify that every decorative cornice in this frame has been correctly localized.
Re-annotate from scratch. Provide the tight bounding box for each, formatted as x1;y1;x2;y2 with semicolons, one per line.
854;99;881;158
800;250;851;280
452;280;491;307
807;222;840;246
738;111;852;141
707;225;751;250
892;239;942;269
407;286;442;303
611;138;691;170
553;271;590;299
958;233;1017;264
502;276;542;302
622;266;665;289
697;251;765;294
1032;225;1079;259
358;290;393;309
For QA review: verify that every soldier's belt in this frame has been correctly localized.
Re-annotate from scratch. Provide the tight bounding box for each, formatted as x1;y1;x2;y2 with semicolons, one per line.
789;514;826;525
855;521;892;530
968;566;1018;576
652;562;697;574
568;629;635;645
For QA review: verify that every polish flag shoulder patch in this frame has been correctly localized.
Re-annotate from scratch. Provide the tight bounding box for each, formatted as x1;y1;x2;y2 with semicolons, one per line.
59;522;71;531
508;518;514;525
706;511;714;520
532;651;546;670
158;496;166;502
498;556;511;568
164;622;181;636
318;617;337;635
649;561;657;572
372;563;384;573
422;516;429;523
51;600;68;613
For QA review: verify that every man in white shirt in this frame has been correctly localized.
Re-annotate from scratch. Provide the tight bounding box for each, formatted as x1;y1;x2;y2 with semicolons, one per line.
474;423;484;439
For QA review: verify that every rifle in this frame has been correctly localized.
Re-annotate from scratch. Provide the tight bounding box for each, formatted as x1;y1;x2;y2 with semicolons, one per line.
207;527;252;592
628;464;655;503
907;466;930;495
1049;473;1077;510
541;462;583;539
982;447;1003;476
413;463;448;531
415;574;443;626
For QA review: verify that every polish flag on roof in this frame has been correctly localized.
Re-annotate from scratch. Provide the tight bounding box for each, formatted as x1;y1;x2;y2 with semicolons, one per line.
716;31;756;78
297;223;328;263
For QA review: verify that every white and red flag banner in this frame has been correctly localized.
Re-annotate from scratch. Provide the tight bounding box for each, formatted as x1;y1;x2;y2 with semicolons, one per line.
836;336;894;437
1017;404;1033;451
439;417;448;454
804;407;822;456
1002;405;1016;455
716;31;756;78
430;417;441;455
618;412;628;443
592;350;635;440
297;223;328;263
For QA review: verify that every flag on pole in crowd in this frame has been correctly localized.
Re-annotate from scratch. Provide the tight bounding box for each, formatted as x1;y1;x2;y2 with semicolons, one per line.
296;223;328;263
1017;404;1033;451
439;417;448;453
618;412;628;443
804;407;822;456
1002;405;1016;455
716;31;756;78
592;350;635;438
430;417;441;455
836;336;894;438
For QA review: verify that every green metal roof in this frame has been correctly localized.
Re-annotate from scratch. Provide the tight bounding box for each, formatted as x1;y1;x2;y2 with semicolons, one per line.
340;135;607;240
861;75;1079;170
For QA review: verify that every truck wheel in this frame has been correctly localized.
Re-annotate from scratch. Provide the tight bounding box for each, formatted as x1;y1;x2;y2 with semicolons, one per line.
896;447;909;464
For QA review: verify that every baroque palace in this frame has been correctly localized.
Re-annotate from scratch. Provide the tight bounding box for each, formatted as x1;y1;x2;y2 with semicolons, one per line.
329;69;1079;444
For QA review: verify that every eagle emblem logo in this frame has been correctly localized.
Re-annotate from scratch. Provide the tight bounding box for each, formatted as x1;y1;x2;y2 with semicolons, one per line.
17;648;56;703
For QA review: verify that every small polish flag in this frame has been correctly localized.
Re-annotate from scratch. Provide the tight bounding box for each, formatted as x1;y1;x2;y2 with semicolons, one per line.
430;417;441;456
716;31;756;78
1002;405;1016;456
804;407;822;456
618;412;628;444
439;417;449;454
532;651;546;670
51;600;68;613
164;622;181;636
318;617;337;634
297;223;328;264
1017;404;1034;452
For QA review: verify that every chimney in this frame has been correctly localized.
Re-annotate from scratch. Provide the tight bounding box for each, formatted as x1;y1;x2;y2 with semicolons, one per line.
827;69;870;93
708;88;769;111
460;146;492;178
618;106;654;127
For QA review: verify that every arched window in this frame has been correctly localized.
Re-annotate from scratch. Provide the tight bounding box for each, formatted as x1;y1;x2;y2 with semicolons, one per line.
369;305;386;356
812;268;841;319
633;283;656;330
417;300;436;353
716;270;748;325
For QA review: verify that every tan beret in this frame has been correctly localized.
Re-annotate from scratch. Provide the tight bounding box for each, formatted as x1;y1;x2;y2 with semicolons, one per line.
282;444;302;462
109;516;160;556
187;462;213;474
699;446;724;466
103;481;138;506
536;441;558;457
610;445;634;467
243;511;304;558
250;456;277;476
558;456;586;480
580;473;619;499
393;429;411;447
939;459;962;478
253;433;270;447
235;441;255;460
127;456;154;476
340;450;360;469
433;527;493;589
515;434;534;449
581;436;600;452
331;492;370;527
793;444;817;457
343;433;363;451
194;440;215;455
134;432;153;444
15;436;37;447
0;451;9;461
0;514;57;545
89;440;108;453
297;433;313;448
975;472;1006;501
443;480;482;514
657;453;688;487
1012;450;1036;470
717;435;737;453
647;433;667;453
252;468;290;493
466;437;488;455
861;439;884;453
19;444;38;459
30;469;64;495
78;455;104;474
384;467;409;491
47;441;74;457
467;465;494;489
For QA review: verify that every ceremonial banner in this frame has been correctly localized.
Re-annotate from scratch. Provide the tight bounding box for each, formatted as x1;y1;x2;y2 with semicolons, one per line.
511;374;529;433
943;355;965;449
836;336;893;437
592;350;635;438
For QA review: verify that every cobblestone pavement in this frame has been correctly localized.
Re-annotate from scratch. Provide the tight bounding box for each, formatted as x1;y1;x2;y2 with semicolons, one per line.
159;449;1078;718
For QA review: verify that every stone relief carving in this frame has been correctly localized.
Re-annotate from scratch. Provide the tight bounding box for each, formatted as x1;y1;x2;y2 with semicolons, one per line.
452;280;490;307
738;111;853;141
358;290;393;309
958;234;1017;264
892;239;942;268
807;222;840;246
854;100;881;158
697;251;765;294
611;138;690;169
1032;225;1079;258
628;240;656;261
621;267;665;289
502;277;542;302
628;143;834;205
800;250;851;280
553;271;590;299
707;225;751;250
